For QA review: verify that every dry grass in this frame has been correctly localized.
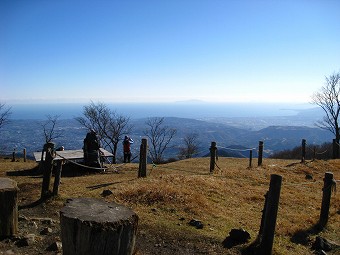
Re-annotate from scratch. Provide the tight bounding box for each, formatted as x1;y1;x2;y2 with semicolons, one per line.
1;156;339;254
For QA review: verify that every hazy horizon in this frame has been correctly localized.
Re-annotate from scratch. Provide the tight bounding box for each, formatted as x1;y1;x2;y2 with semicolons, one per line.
7;101;317;120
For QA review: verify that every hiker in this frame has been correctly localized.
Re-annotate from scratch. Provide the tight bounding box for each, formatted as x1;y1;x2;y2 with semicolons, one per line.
123;136;134;163
83;129;102;168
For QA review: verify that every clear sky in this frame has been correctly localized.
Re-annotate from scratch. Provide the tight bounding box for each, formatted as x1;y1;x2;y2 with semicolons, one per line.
1;0;339;104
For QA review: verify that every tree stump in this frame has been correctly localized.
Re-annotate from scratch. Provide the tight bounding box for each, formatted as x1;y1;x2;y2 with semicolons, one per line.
60;198;138;255
0;178;19;237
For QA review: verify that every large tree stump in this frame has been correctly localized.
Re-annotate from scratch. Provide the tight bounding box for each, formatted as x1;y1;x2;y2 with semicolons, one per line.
0;178;19;237
60;198;138;255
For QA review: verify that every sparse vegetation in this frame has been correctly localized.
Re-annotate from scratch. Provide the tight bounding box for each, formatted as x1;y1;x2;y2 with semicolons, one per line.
0;156;339;254
270;142;333;160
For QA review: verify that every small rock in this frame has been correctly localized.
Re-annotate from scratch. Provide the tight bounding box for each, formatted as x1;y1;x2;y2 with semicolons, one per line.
222;228;251;248
46;241;62;252
229;228;251;243
189;219;204;229
305;174;313;180
40;227;53;235
102;189;113;197
5;250;15;255
16;234;36;247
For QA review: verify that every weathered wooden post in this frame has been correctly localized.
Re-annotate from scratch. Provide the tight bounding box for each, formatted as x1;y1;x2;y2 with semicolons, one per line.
60;198;138;255
249;149;253;168
301;139;306;163
41;142;55;199
0;178;18;237
138;138;147;178
260;174;282;255
318;172;335;228
258;141;264;166
23;148;27;162
11;149;15;162
210;142;217;173
53;160;63;196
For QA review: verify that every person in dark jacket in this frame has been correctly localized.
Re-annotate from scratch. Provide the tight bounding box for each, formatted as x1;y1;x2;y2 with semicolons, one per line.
123;136;134;163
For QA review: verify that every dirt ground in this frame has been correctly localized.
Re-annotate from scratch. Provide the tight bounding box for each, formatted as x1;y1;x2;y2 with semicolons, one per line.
0;187;235;255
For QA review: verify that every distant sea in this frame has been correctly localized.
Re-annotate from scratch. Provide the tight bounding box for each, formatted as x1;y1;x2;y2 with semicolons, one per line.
9;102;314;120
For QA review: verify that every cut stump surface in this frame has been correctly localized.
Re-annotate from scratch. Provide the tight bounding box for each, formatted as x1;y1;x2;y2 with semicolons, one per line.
60;198;138;255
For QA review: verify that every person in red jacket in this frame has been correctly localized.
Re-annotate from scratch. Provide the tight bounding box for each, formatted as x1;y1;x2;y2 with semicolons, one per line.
123;136;134;163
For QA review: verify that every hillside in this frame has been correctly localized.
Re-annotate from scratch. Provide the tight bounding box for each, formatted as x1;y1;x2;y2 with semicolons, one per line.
0;156;339;254
0;117;333;160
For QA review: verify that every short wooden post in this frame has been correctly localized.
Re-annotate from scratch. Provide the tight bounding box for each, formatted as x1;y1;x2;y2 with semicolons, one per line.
318;172;334;228
23;148;27;162
53;160;63;196
210;142;217;173
41;142;55;199
0;178;19;237
60;198;138;255
260;174;282;255
301;139;306;163
249;149;253;168
11;149;15;162
138;139;147;178
258;141;264;166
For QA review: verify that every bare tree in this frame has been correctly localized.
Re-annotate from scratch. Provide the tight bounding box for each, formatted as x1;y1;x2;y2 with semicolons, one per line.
0;103;12;129
75;101;132;163
41;115;62;143
144;117;177;164
312;71;340;138
178;133;199;159
312;71;340;157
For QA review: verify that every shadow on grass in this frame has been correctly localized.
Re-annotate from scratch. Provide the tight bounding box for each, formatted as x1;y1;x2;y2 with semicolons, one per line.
18;194;52;210
290;223;323;245
6;165;42;177
86;178;137;190
6;162;101;178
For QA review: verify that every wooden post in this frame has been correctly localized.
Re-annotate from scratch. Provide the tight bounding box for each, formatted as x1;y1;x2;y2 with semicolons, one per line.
258;141;264;166
301;139;306;163
249;149;253;168
0;178;18;237
53;160;63;196
210;142;217;173
258;192;268;237
260;174;282;255
138;139;147;178
60;198;138;255
11;149;15;162
23;148;27;162
318;172;334;228
41;142;55;199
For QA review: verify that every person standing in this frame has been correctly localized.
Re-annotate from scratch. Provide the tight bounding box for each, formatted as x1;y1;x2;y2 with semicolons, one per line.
123;136;134;163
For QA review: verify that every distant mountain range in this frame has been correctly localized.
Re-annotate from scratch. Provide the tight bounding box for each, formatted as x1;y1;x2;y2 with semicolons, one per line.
0;114;333;160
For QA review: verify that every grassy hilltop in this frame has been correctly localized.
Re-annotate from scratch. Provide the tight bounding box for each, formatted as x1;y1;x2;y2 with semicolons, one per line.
0;157;339;254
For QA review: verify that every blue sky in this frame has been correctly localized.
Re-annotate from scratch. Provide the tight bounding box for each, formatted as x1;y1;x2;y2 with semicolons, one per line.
1;0;339;104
